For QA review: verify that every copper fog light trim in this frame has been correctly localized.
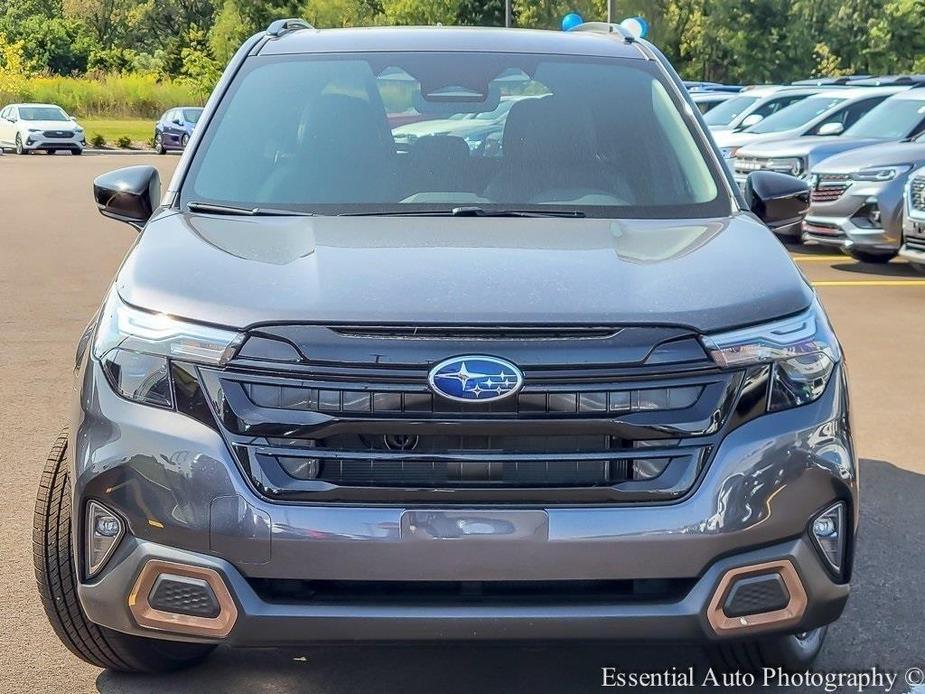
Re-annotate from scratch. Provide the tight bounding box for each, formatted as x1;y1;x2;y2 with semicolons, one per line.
706;559;808;636
128;559;238;638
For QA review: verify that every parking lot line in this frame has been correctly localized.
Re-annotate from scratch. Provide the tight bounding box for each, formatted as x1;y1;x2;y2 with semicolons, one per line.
812;279;925;287
791;255;849;262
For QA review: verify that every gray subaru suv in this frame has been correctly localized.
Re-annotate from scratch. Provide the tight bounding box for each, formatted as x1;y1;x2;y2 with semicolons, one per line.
34;20;855;675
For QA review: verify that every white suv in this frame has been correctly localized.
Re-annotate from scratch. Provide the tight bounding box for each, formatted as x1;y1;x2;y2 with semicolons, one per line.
0;103;85;155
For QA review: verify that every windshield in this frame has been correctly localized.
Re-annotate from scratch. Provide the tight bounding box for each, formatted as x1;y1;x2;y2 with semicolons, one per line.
703;95;759;126
183;52;726;219
845;98;925;140
183;108;203;124
19;106;68;121
747;96;845;134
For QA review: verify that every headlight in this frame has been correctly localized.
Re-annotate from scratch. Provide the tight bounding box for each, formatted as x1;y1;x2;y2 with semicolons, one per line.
75;127;84;134
849;165;911;182
27;128;42;132
720;146;739;158
765;157;805;177
702;299;840;412
92;289;242;408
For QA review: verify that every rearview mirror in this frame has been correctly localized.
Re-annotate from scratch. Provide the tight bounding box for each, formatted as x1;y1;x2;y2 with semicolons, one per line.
93;165;160;229
739;113;764;129
745;171;810;230
816;121;845;136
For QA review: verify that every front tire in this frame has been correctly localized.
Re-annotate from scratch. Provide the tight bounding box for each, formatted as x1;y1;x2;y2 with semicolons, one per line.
709;626;828;673
180;133;190;148
15;133;29;155
33;428;216;673
846;249;895;263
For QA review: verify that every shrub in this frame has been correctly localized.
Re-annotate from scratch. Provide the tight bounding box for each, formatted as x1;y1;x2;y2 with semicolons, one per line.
90;133;105;148
116;135;132;149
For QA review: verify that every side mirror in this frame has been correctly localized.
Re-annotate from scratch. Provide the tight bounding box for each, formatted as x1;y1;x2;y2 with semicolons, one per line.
93;165;160;229
745;171;810;230
173;118;183;126
739;113;764;129
816;121;845;136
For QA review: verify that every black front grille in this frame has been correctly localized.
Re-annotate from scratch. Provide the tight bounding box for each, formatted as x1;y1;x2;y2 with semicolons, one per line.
249;577;697;605
906;236;925;252
42;130;73;138
242;380;703;416
194;324;758;505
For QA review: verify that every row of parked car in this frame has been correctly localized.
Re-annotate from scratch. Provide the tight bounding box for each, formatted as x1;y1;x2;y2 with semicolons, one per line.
0;103;204;155
686;75;925;270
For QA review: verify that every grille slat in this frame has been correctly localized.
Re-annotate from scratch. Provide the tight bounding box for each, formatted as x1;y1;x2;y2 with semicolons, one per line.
910;175;925;213
811;173;851;203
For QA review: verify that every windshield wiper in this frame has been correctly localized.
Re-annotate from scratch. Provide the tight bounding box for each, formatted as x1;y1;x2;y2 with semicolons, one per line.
339;206;585;218
187;201;314;217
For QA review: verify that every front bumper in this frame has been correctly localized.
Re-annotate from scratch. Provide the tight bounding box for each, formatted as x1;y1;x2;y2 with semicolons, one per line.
22;132;84;151
72;358;857;645
900;213;925;265
802;177;904;254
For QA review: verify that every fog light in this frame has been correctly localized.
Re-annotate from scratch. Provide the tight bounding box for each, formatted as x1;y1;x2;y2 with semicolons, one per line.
86;501;124;578
851;199;882;229
810;502;846;577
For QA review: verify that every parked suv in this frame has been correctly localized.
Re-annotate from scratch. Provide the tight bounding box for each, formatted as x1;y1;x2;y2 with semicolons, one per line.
803;136;925;262
703;85;817;139
34;21;855;675
0;103;85;154
900;165;925;271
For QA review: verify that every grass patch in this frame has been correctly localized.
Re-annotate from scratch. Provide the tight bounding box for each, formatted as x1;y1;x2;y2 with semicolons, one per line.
1;73;208;120
81;119;154;148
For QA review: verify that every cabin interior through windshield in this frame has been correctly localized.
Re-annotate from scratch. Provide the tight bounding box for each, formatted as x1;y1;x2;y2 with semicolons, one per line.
184;52;724;218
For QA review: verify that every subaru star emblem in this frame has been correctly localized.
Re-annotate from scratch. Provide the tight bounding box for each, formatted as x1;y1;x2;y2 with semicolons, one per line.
428;356;524;403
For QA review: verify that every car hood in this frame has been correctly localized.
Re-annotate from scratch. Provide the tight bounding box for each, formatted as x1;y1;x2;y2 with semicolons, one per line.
116;212;813;333
713;129;795;149
20;120;77;130
812;140;925;173
738;136;885;159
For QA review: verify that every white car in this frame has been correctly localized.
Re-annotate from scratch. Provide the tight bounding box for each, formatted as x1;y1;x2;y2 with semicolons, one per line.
703;85;820;133
0;103;85;155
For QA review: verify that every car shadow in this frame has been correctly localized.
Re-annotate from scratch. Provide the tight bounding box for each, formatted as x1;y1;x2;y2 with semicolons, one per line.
792;244;840;256
95;459;925;694
830;261;920;277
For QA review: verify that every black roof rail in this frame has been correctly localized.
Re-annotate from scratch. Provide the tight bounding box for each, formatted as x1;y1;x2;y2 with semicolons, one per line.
266;18;314;38
791;76;860;86
846;74;925;87
567;22;635;43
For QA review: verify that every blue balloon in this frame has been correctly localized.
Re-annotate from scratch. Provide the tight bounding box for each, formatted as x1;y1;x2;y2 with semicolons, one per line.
620;16;649;38
561;12;584;31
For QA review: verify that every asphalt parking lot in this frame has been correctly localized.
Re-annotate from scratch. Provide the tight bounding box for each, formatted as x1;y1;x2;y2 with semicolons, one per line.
1;153;924;694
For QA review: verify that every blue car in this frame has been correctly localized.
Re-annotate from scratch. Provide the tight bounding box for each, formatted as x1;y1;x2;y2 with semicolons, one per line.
153;107;203;153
